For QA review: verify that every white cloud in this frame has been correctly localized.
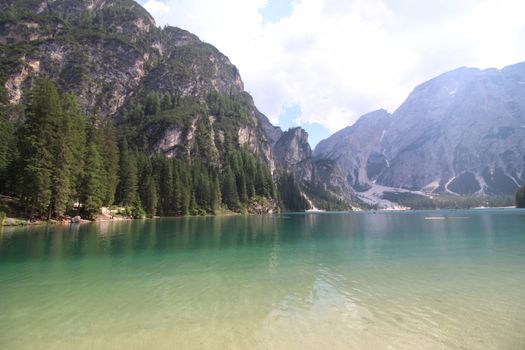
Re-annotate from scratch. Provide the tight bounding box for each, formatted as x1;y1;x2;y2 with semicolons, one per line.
142;0;525;133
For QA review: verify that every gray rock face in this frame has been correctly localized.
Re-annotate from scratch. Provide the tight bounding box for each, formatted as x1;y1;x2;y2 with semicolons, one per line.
314;109;391;191
315;62;525;197
256;110;283;146
1;0;159;116
272;127;356;206
274;127;311;167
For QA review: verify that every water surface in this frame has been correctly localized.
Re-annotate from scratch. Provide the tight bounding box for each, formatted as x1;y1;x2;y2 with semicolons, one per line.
1;210;524;349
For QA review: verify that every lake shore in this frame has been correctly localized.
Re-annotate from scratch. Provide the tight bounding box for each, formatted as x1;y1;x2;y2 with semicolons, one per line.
2;205;521;227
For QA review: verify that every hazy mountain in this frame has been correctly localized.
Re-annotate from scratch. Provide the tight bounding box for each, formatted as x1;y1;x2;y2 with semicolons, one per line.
315;62;525;205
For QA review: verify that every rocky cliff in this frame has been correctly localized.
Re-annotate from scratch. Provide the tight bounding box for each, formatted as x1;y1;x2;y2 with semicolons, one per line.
1;0;276;165
315;62;525;205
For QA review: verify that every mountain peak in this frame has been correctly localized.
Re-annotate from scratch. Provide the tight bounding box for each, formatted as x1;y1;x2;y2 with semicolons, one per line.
315;62;525;205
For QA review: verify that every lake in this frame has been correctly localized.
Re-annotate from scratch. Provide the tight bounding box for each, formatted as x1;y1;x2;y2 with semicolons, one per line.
1;210;524;349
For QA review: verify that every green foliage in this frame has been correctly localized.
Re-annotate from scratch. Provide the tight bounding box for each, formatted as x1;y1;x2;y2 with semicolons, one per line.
278;172;308;212
0;114;18;193
121;205;146;219
131;206;146;219
1;78;302;218
61;94;87;203
302;182;351;211
0;211;5;225
516;186;525;208
382;191;515;209
116;138;138;206
0;3;287;220
18;78;61;218
81;142;105;216
145;91;161;116
101;121;119;205
221;165;240;211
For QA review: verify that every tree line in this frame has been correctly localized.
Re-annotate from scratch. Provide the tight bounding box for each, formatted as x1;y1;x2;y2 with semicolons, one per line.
0;78;276;219
517;186;525;208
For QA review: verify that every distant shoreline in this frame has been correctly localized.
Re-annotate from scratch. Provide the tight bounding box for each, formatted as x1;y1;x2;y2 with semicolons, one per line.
3;206;521;227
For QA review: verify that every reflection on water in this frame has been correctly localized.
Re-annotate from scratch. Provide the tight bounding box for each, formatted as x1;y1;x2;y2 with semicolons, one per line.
1;210;525;349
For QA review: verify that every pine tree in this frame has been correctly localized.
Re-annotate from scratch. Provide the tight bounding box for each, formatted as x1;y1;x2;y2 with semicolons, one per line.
50;123;72;217
116;138;138;206
181;185;190;216
278;173;307;211
145;177;158;217
161;93;172;110
0;114;17;194
193;162;212;211
18;78;61;217
516;185;525;208
243;151;256;198
255;161;266;197
222;165;239;210
172;160;183;215
212;176;222;213
237;173;248;203
102;120;119;206
145;91;160;116
156;156;174;215
189;192;197;215
81;142;105;215
61;94;87;209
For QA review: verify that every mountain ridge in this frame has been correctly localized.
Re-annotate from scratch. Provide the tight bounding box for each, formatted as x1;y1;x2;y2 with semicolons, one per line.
315;61;525;207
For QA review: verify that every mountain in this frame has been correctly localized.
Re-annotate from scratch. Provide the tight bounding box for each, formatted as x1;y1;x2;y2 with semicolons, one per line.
0;0;351;217
315;62;525;207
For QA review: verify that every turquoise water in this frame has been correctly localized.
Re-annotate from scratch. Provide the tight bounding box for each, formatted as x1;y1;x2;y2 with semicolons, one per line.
1;210;524;349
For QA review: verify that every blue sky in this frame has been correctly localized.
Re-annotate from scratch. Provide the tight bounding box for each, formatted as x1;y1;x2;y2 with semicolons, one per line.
278;104;330;147
142;0;525;148
259;0;295;23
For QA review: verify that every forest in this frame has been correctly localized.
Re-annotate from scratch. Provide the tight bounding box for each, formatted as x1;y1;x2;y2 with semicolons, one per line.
0;78;279;220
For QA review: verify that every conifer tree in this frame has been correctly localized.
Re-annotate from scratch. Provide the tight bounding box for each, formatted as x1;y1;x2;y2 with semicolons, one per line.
81;142;105;215
61;94;87;207
212;176;222;212
145;91;160;116
0;114;17;194
18;78;61;217
101;120;119;206
161;93;173;110
278;172;307;211
145;177;158;217
116;138;138;206
156;156;174;215
172;160;183;215
516;185;525;208
181;185;190;215
50;120;73;217
222;165;239;210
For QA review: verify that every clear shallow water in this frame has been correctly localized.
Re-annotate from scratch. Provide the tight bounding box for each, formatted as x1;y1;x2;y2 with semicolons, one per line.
1;210;524;350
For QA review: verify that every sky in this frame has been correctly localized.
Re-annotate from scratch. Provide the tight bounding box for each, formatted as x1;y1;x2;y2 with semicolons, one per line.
140;0;525;147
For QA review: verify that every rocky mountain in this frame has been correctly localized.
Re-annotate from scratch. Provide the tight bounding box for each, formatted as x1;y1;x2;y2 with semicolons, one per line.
269;126;356;209
315;62;525;206
0;0;351;211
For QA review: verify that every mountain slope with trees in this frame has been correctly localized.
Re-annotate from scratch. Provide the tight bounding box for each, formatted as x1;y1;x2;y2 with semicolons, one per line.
0;0;348;219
